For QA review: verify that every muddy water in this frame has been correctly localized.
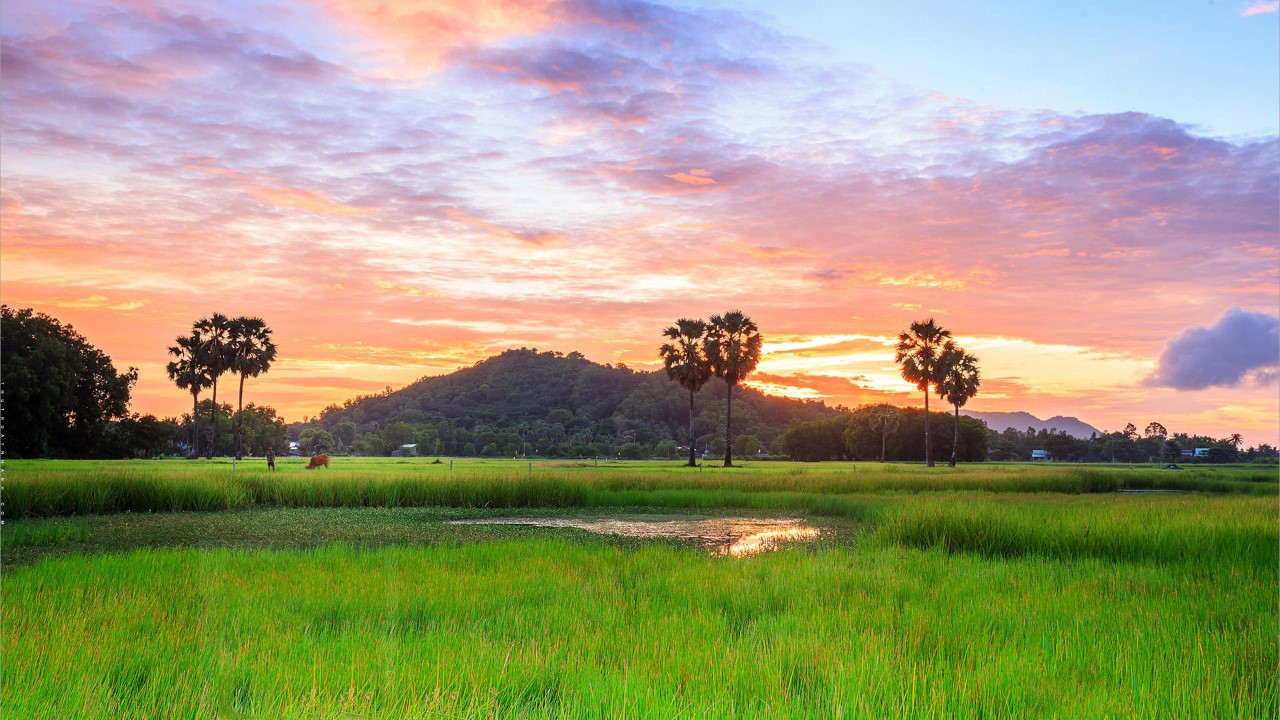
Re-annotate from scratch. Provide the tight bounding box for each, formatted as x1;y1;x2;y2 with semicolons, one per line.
448;516;820;556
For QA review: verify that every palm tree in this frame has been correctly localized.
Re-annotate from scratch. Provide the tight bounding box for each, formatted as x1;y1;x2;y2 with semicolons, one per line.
166;332;211;458
659;319;712;467
936;346;981;467
705;311;762;468
1228;433;1243;449
895;318;953;467
195;313;233;458
228;316;278;460
869;406;900;462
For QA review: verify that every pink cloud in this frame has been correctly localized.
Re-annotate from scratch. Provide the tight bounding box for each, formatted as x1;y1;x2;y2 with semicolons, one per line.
665;168;718;186
315;0;568;71
1241;1;1279;16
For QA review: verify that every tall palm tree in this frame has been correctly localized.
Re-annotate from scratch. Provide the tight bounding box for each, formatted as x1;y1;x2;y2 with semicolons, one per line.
869;406;900;463
659;318;712;467
228;316;278;460
195;313;233;458
705;311;762;468
936;345;981;467
166;332;211;459
895;318;953;467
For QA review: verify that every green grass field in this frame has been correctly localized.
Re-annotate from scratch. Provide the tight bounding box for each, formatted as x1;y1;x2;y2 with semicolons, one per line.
3;459;1277;718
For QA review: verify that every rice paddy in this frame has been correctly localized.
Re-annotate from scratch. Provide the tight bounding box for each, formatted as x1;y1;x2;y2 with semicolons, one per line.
3;459;1276;717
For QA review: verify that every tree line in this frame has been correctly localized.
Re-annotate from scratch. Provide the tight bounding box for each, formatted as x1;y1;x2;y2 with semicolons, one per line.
781;405;990;462
986;422;1276;464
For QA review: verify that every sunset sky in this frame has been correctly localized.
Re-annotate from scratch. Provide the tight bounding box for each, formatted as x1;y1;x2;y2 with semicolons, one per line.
2;0;1277;444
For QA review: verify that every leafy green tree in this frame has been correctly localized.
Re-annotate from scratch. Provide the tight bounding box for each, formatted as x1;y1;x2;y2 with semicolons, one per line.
618;442;645;459
106;414;183;458
734;434;761;458
237;404;289;457
227;317;277;460
350;432;386;456
167;331;211;458
380;421;415;448
655;439;678;458
785;415;851;461
705;311;762;467
936;346;981;467
659;318;712;467
1;306;137;457
195;313;233;457
298;428;334;455
895;318;954;467
331;422;358;451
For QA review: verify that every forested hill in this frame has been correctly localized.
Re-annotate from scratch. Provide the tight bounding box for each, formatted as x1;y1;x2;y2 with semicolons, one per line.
306;348;838;457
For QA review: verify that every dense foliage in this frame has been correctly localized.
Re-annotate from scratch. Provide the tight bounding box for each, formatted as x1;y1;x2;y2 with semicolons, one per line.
782;406;989;462
307;348;836;458
1;306;138;457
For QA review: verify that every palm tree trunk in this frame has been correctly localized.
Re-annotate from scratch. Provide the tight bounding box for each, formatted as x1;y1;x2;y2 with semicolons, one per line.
880;429;887;462
950;404;960;467
924;388;933;467
209;379;220;456
236;373;246;460
191;390;201;459
687;388;697;467
723;382;734;467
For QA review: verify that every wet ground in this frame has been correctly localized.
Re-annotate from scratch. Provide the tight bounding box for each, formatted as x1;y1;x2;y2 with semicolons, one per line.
448;515;821;556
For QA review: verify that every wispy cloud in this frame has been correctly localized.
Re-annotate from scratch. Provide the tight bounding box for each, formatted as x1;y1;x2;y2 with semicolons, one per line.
1241;1;1279;17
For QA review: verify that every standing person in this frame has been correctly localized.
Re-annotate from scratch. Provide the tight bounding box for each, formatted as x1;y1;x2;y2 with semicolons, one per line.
266;445;276;471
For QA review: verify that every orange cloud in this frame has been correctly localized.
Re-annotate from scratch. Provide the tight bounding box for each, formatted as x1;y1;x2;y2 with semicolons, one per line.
665;169;718;186
188;161;376;216
444;208;563;246
1005;247;1071;258
316;0;567;71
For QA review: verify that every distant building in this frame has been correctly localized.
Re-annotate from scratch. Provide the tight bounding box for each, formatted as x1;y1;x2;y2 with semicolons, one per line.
392;443;418;457
1031;449;1050;461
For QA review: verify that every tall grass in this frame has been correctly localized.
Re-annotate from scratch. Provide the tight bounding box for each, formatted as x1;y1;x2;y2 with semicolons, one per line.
5;458;1274;519
5;539;1274;718
867;494;1279;570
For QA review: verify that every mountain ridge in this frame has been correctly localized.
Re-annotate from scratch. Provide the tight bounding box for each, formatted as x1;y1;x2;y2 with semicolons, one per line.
306;347;840;456
961;410;1102;439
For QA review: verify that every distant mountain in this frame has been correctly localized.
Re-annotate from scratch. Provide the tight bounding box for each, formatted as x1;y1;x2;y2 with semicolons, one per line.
305;348;839;455
961;410;1102;439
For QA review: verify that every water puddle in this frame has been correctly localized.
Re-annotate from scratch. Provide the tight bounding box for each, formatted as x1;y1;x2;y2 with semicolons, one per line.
448;516;820;556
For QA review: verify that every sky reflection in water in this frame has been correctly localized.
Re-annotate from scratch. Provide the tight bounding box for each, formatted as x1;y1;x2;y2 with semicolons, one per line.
449;517;820;556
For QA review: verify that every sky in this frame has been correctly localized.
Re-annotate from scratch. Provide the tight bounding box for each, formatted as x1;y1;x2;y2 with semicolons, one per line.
2;0;1277;445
